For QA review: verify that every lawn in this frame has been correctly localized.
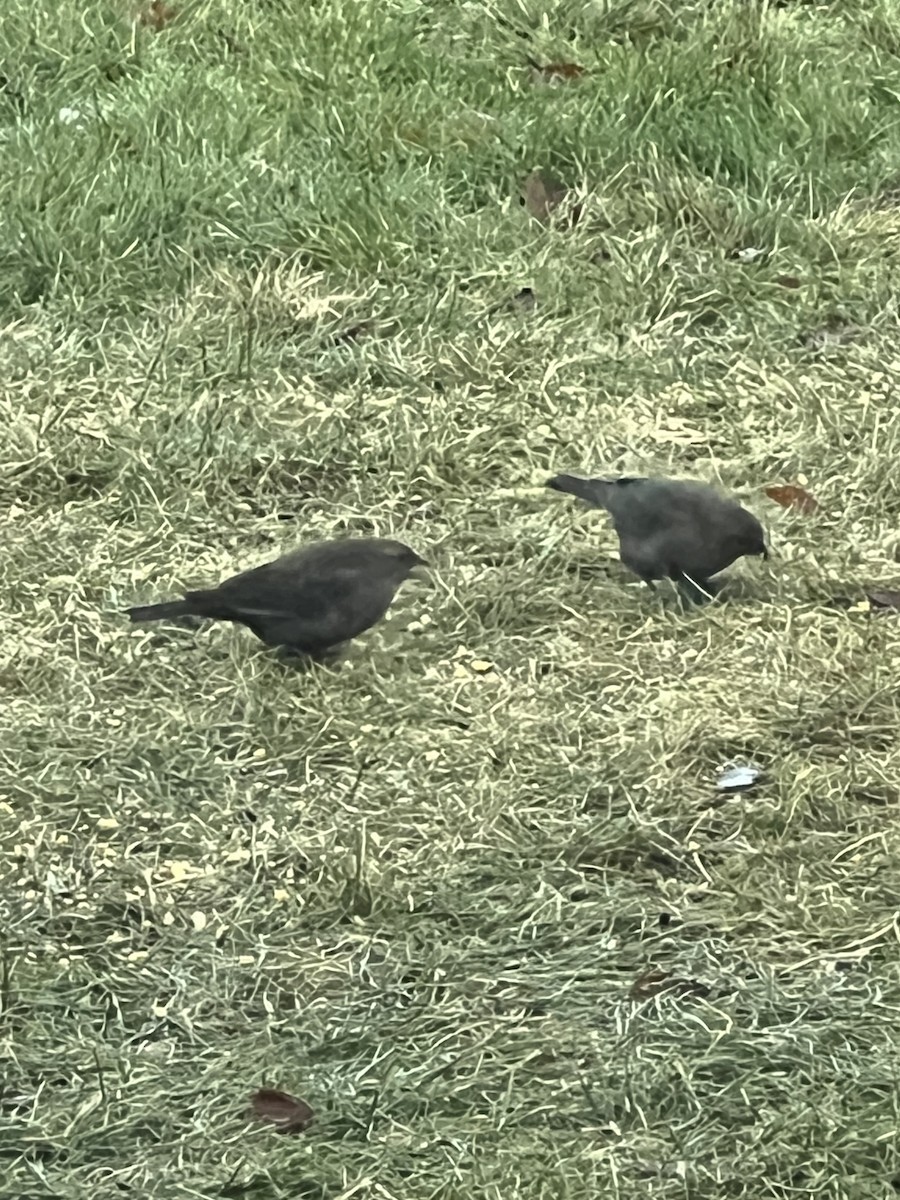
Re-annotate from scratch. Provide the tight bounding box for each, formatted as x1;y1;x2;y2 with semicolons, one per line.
3;1;900;1197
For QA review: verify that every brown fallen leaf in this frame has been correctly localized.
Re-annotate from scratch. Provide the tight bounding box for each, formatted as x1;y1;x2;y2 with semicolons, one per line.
630;969;671;1000
522;169;565;221
526;56;585;83
866;589;900;611
521;170;582;227
831;592;900;618
629;969;710;1002
764;483;819;515
249;1088;314;1134
773;275;802;288
137;1;177;30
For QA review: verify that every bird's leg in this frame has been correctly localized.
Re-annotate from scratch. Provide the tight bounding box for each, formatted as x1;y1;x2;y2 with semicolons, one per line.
274;646;315;671
675;572;718;606
286;641;351;669
644;576;683;612
275;640;349;665
316;641;350;666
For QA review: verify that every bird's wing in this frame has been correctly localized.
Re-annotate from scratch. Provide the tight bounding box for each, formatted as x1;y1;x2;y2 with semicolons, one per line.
606;488;676;538
216;561;396;646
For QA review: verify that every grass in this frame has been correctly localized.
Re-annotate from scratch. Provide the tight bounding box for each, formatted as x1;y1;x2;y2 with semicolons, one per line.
2;0;900;1196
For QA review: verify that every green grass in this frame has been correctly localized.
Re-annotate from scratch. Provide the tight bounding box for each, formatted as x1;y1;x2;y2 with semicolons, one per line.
3;0;900;1196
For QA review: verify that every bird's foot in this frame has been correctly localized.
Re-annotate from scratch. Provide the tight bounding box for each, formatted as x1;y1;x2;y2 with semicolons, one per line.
276;641;350;670
675;573;719;606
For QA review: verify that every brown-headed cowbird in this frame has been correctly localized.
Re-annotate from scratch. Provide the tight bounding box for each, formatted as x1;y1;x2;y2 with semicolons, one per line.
546;474;768;602
126;537;428;659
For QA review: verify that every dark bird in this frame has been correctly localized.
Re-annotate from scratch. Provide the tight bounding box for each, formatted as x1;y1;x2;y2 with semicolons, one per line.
546;474;768;602
126;537;428;659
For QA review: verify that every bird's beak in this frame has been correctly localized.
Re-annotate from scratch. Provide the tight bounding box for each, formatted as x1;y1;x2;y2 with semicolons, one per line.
409;560;430;579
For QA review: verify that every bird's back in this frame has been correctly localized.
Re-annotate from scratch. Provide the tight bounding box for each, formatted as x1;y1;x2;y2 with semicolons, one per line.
606;479;764;580
188;542;402;650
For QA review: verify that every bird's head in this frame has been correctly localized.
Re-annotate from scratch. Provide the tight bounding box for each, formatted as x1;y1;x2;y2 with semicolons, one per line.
378;540;430;578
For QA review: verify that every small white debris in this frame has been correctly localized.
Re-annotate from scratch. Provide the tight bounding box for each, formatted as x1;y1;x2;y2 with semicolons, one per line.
58;106;86;128
716;764;762;792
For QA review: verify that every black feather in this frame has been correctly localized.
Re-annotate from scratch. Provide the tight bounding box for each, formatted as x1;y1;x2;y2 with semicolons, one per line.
124;537;427;658
547;474;768;594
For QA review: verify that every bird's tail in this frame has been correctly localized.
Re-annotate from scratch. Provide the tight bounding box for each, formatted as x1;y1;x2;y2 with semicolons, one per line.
546;474;616;509
126;599;192;623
